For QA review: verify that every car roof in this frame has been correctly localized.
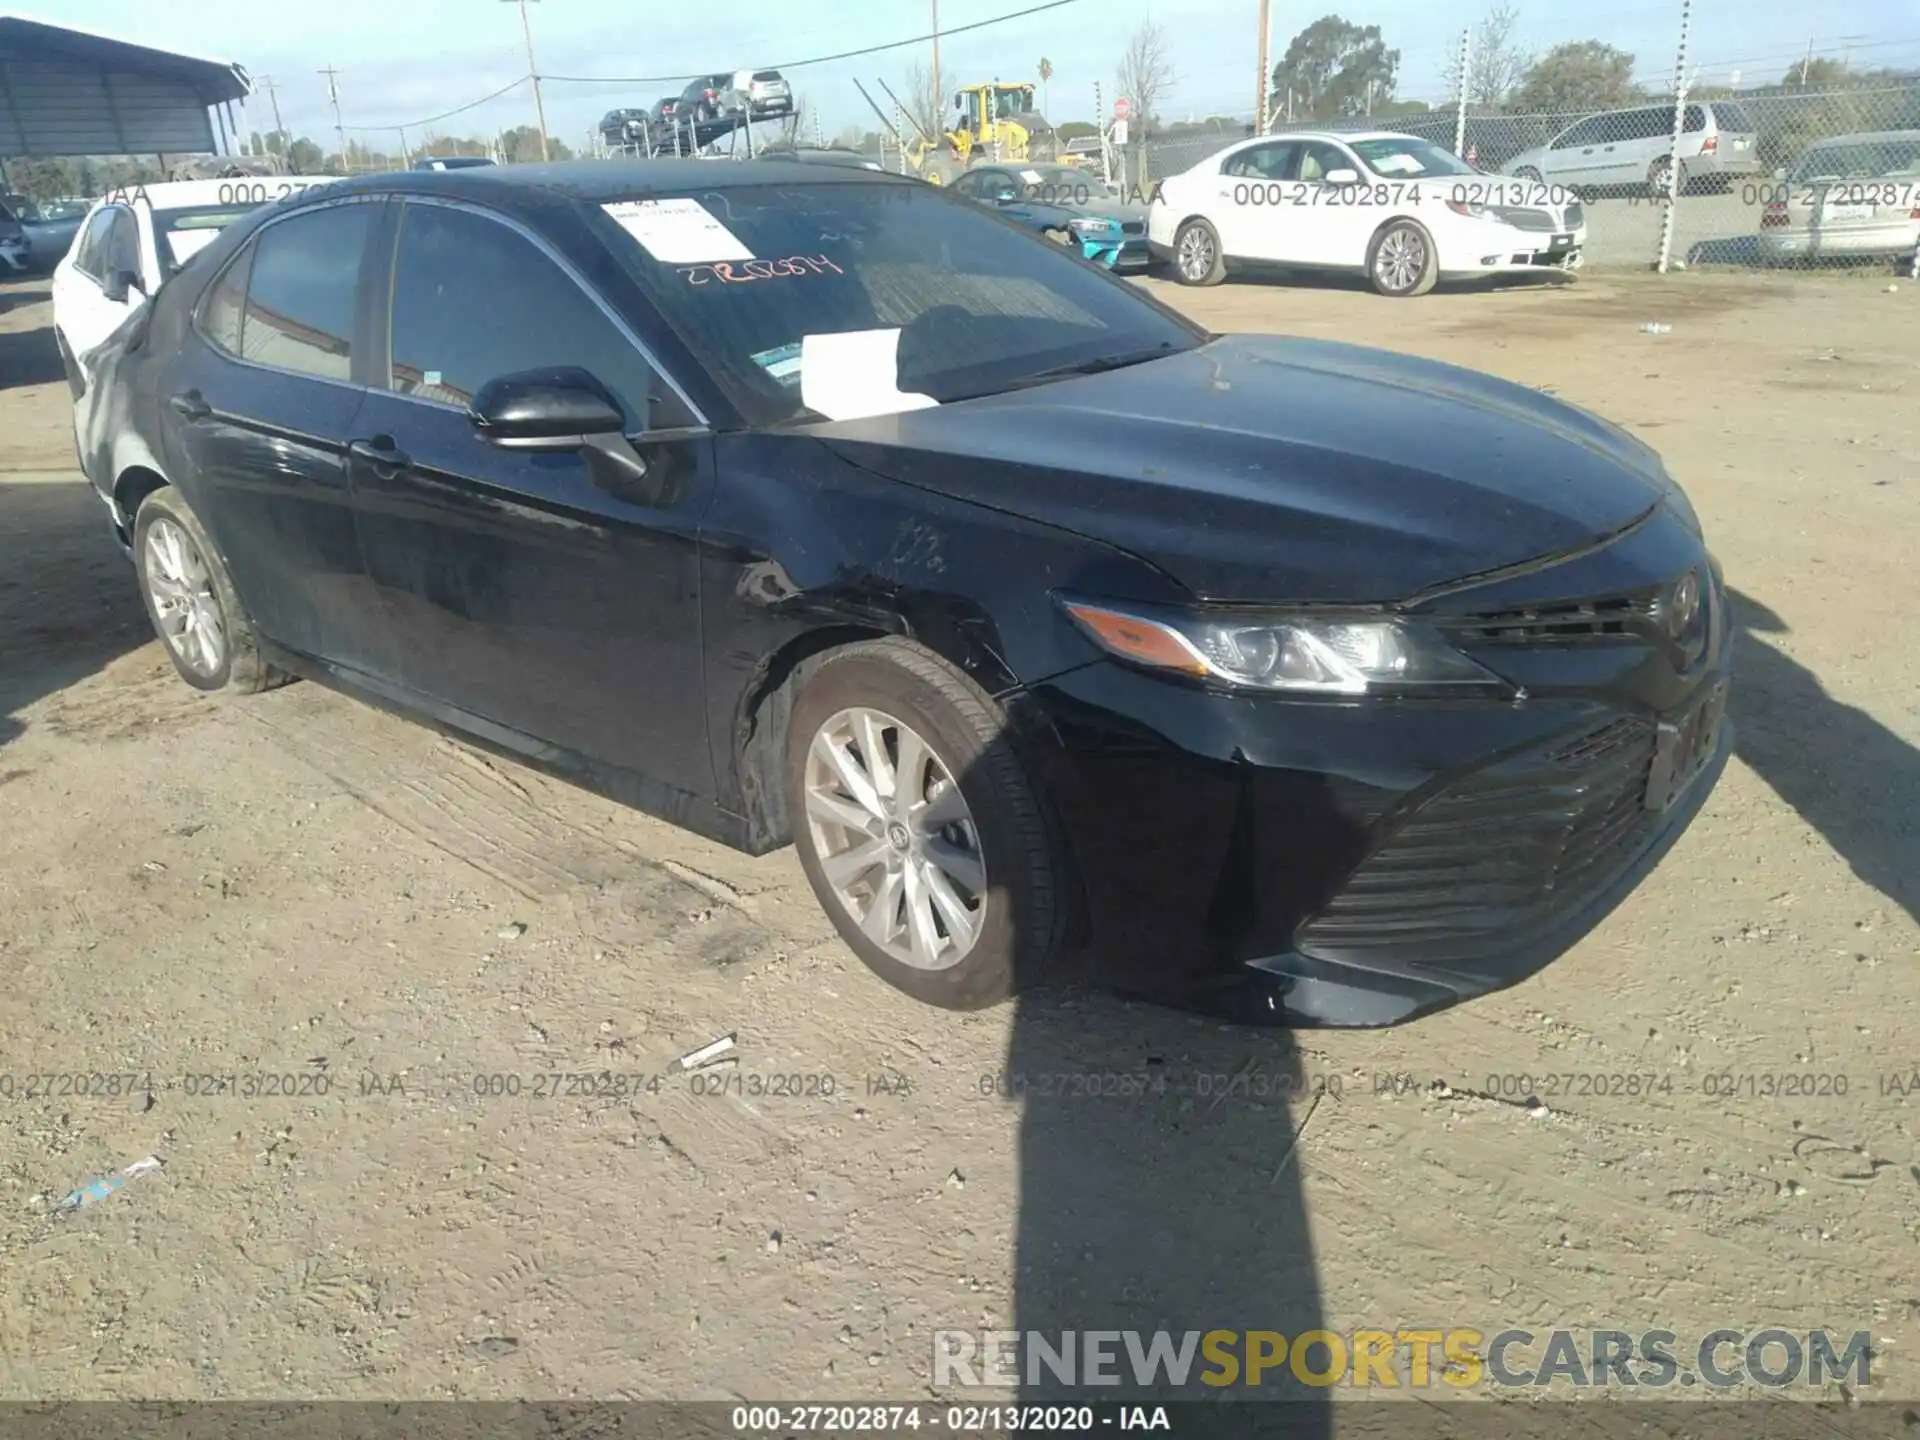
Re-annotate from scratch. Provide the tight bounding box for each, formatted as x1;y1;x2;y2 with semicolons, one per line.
313;157;923;205
1235;130;1422;145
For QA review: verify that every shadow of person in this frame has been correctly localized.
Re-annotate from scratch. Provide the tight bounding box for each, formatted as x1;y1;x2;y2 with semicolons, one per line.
1728;587;1918;928
954;722;1333;1435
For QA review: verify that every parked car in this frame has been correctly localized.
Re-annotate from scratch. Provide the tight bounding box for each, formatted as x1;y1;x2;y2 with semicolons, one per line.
1149;131;1587;297
1757;130;1920;264
51;176;339;394
755;147;883;171
729;68;793;120
678;72;748;145
1502;101;1761;196
413;156;496;171
951;162;1149;271
73;158;1728;1027
13;196;91;268
0;198;27;274
599;108;652;150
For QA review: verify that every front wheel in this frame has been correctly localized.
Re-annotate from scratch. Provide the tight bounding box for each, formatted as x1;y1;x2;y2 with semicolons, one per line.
1367;219;1439;297
786;639;1066;1010
132;487;291;695
1172;217;1226;285
1513;167;1543;183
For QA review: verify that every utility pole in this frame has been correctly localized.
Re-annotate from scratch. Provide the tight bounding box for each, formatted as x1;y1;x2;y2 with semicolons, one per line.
255;74;286;142
504;0;551;161
931;0;942;134
319;65;346;172
1799;28;1815;86
1255;0;1271;134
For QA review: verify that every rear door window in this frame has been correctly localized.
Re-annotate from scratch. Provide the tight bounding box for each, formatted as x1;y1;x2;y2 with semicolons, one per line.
240;203;373;381
1223;141;1299;179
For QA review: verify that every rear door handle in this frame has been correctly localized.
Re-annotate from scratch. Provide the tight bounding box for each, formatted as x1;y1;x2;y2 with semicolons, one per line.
168;390;210;421
347;436;411;477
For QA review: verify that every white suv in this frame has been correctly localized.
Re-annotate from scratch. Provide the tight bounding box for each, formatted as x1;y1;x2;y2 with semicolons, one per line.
731;68;793;120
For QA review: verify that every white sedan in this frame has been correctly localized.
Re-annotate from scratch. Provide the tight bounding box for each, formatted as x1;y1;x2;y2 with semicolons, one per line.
1148;131;1587;297
52;176;337;393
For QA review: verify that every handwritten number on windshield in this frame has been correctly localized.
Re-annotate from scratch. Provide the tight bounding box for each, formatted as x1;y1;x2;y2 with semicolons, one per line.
680;255;844;285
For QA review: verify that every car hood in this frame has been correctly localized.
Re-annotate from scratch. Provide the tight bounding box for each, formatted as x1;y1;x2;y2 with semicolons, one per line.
815;334;1671;604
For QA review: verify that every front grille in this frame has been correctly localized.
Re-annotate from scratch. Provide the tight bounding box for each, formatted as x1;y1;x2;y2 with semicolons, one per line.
1439;591;1660;644
1297;718;1657;966
1502;207;1558;232
1121;221;1146;235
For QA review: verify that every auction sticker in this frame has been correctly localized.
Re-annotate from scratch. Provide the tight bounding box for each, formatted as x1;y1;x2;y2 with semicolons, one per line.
602;198;753;263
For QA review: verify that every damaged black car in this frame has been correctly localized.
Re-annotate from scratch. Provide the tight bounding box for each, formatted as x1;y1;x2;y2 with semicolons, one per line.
73;160;1730;1025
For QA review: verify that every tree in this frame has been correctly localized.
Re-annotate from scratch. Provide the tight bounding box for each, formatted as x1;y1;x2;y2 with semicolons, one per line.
1782;57;1852;92
1038;57;1053;119
1464;4;1531;107
1510;41;1641;113
1117;19;1176;136
1055;119;1098;142
1273;15;1400;120
499;125;572;163
286;136;326;174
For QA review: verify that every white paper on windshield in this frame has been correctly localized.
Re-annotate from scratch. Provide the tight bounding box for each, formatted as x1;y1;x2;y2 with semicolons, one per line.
1373;152;1421;176
166;230;220;266
1020;168;1043;184
800;329;939;422
602;198;753;263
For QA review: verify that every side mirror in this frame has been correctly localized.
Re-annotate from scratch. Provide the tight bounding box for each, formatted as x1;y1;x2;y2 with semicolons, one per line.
1324;167;1360;185
469;366;627;451
103;268;142;303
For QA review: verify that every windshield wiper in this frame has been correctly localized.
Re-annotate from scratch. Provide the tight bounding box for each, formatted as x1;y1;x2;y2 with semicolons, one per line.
941;342;1179;402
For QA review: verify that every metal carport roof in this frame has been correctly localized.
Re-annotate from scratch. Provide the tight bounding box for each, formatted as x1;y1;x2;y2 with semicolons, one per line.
0;14;250;157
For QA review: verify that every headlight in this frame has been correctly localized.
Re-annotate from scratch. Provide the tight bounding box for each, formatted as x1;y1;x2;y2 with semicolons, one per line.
1066;217;1118;237
1061;599;1504;695
1445;199;1493;219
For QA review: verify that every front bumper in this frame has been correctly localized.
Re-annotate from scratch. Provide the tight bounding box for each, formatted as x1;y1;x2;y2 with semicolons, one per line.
1455;229;1586;274
1014;526;1730;1026
1758;223;1920;261
1085;234;1151;270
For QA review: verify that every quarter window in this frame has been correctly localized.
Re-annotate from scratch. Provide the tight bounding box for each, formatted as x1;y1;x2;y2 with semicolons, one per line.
241;204;372;381
387;202;666;427
1224;142;1298;179
197;245;253;357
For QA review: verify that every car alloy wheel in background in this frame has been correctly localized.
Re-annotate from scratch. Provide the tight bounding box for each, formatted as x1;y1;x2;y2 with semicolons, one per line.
1369;220;1438;297
1174;218;1226;285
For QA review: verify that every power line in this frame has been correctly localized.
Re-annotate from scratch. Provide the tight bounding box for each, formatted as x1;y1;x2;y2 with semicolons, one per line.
341;76;529;132
541;0;1091;84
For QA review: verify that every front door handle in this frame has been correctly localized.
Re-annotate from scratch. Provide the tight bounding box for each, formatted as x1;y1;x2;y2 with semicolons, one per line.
168;390;210;421
347;436;412;478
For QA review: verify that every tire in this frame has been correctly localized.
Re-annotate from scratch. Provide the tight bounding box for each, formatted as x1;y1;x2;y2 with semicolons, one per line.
1172;217;1226;285
785;638;1065;1010
131;486;291;695
1513;167;1542;183
1366;218;1439;297
1648;156;1686;199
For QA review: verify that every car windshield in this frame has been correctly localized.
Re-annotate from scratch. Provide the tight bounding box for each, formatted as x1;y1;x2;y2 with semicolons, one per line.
1349;137;1478;178
1790;138;1920;182
599;181;1201;426
154;205;255;275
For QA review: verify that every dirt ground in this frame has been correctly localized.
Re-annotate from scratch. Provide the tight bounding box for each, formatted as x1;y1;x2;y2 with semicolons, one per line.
1;264;1916;1412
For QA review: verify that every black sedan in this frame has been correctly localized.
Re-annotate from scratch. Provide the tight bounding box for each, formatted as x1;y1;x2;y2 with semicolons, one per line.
74;160;1730;1026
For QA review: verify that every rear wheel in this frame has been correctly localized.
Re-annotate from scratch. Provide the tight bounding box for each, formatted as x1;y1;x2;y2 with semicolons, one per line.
132;487;291;695
786;639;1065;1010
1173;217;1226;285
1367;219;1439;297
1513;166;1543;183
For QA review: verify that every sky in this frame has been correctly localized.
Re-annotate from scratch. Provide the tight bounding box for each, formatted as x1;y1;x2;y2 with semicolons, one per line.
26;0;1920;154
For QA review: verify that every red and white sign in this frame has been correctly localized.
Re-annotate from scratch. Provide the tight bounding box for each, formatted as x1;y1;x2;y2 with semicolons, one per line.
1114;96;1131;121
